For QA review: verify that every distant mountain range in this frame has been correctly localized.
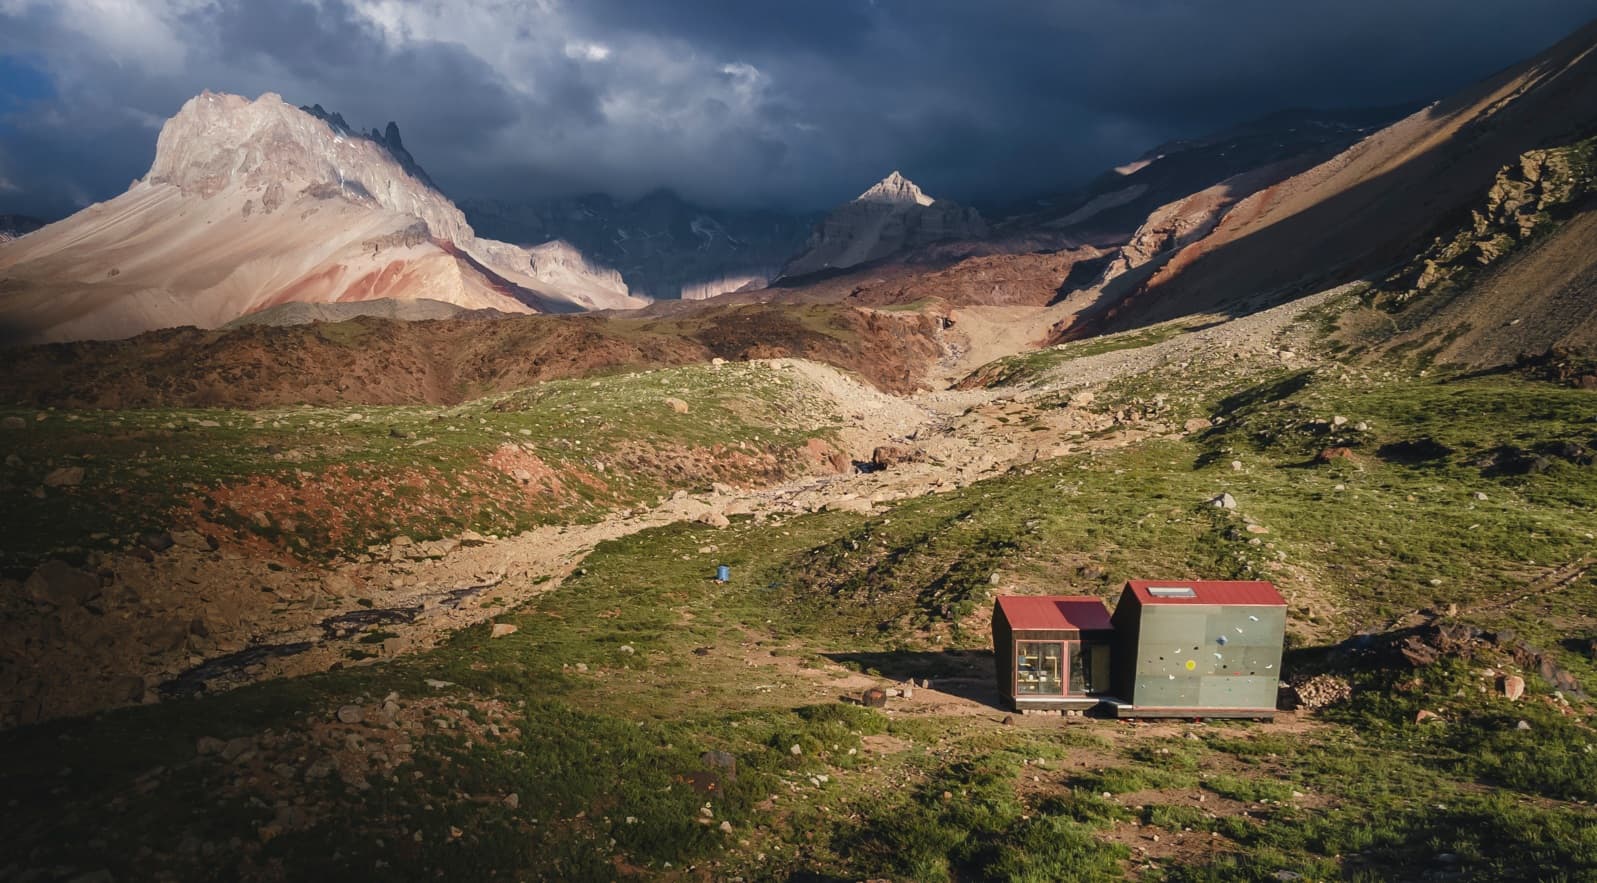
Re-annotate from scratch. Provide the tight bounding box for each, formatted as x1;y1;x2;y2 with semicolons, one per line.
5;15;1597;367
463;189;817;302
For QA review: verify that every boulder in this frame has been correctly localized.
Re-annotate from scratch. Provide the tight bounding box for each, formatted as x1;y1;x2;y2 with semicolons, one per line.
24;561;102;608
136;530;175;552
664;397;690;415
824;497;874;515
169;530;215;552
490;623;519;639
870;444;926;470
701;750;737;781
1500;674;1525;701
698;509;730;529
1183;418;1211;433
1315;447;1357;464
1209;493;1237;510
42;466;85;487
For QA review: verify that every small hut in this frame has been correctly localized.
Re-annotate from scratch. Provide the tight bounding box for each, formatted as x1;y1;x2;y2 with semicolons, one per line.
991;596;1115;712
1106;580;1286;719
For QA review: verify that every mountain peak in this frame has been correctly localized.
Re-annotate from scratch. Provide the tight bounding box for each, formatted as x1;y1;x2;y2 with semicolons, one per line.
857;170;934;206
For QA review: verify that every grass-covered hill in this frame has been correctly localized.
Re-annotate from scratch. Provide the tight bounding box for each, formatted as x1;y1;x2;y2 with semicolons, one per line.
4;296;1594;880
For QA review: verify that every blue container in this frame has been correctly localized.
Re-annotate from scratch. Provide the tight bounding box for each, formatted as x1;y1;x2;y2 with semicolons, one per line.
716;565;731;583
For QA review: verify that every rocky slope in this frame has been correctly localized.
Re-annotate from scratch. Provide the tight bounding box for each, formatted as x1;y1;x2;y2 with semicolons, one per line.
0;302;945;408
1009;107;1402;246
779;171;988;278
465;188;816;301
1066;19;1597;337
1340;135;1597;365
222;297;494;328
0;92;645;345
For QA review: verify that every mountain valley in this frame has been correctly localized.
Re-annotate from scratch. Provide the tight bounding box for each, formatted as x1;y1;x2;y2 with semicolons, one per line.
1;12;1596;883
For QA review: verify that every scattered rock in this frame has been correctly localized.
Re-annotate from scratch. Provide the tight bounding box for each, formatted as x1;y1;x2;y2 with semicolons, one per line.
1472;491;1489;501
1231;460;1243;471
1500;674;1525;701
196;735;226;755
701;750;737;781
824;497;874;515
490;623;519;639
504;793;520;809
861;688;887;708
1331;415;1348;427
336;705;364;724
1;416;25;430
23;560;102;608
1210;493;1237;510
698;509;730;529
169;530;215;552
789;743;803;756
42;466;85;487
220;736;255;761
1414;709;1441;724
871;444;927;470
1315;447;1357;464
664;397;690;414
618;644;636;655
1516;719;1532;731
1183;418;1211;433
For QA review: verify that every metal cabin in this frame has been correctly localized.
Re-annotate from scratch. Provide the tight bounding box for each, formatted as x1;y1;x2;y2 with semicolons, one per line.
991;596;1115;712
1106;580;1286;720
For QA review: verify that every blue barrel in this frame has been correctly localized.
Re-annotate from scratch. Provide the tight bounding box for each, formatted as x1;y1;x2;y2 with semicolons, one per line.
716;565;731;583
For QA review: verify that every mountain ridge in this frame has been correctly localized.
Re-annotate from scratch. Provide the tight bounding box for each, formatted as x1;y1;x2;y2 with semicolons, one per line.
0;92;645;344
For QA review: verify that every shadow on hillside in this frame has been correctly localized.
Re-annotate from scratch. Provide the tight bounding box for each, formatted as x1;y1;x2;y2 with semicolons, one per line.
823;649;1007;711
1054;28;1597;341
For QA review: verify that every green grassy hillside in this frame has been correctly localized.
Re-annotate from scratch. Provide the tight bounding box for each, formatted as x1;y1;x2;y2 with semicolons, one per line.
3;359;1593;881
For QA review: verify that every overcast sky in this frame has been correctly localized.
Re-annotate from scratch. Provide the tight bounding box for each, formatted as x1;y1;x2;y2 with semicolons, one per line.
2;0;1596;218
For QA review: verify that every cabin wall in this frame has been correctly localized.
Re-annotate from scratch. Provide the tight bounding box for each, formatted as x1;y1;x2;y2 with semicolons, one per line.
1129;604;1285;711
992;608;1014;702
1109;592;1141;702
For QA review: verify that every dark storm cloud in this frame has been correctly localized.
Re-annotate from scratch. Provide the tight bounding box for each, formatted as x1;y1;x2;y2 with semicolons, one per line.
2;0;1596;218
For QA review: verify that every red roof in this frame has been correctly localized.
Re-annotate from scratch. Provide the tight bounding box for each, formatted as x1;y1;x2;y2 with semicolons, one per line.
996;595;1113;631
1124;580;1285;606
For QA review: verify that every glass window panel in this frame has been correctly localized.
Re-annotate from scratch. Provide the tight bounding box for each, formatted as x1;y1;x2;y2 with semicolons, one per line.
1089;643;1113;693
1069;642;1087;694
1016;641;1063;695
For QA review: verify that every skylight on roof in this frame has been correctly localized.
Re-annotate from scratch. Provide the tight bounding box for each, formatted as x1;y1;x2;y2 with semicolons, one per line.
1148;586;1196;598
